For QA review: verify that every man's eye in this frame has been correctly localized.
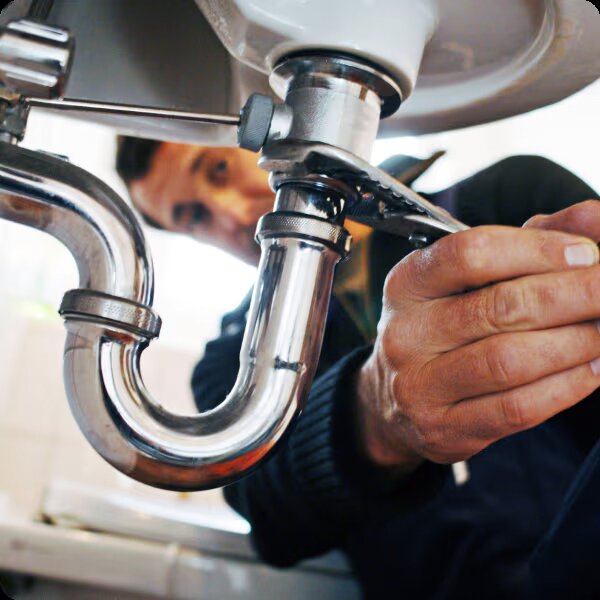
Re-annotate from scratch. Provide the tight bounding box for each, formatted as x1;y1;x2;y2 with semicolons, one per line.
208;159;229;186
190;153;205;173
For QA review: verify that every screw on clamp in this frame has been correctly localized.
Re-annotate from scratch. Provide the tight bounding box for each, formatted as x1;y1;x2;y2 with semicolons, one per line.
408;232;430;249
237;94;293;151
238;94;275;152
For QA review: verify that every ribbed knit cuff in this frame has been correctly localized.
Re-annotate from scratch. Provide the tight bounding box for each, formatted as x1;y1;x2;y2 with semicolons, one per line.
289;346;450;524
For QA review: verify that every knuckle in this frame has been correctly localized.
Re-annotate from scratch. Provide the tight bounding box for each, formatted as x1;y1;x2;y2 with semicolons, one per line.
392;369;423;411
383;255;418;305
536;200;600;233
482;339;515;388
556;199;600;231
450;229;492;274
575;199;600;220
410;408;448;455
411;406;488;463
535;231;564;261
414;424;443;456
453;289;491;338
581;271;600;307
499;391;531;431
489;282;531;330
379;324;395;363
382;263;401;304
380;320;402;366
399;400;430;438
523;213;548;229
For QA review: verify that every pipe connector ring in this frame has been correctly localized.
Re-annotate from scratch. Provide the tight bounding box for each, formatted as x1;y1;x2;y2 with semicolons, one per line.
60;289;162;339
256;212;352;258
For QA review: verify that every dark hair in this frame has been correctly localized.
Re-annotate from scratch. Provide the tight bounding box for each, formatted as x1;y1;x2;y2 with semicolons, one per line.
115;136;162;185
115;136;165;230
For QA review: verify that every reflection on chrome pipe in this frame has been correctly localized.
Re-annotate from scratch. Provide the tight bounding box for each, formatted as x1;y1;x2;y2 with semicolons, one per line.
0;142;347;490
64;237;341;489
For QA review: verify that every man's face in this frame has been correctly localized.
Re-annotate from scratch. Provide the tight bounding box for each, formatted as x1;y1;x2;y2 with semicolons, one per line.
128;143;274;264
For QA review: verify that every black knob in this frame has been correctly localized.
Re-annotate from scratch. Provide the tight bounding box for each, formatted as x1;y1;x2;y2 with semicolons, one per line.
238;94;275;152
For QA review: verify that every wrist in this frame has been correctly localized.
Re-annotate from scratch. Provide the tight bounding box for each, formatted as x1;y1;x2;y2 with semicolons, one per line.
355;356;424;477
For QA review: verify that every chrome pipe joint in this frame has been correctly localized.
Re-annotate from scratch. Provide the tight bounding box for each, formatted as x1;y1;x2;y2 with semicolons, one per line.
269;53;402;159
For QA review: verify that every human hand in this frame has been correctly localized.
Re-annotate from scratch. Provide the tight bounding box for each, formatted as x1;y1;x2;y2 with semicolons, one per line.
357;201;600;472
524;199;600;242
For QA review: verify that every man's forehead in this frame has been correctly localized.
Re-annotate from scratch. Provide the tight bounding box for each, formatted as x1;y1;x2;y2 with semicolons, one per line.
155;142;201;169
131;143;196;195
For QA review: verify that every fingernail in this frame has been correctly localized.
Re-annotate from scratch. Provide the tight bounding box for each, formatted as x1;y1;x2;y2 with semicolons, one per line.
591;357;600;376
565;244;598;266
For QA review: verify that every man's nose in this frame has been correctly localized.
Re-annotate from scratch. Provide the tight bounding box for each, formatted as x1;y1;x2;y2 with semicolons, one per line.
205;194;255;231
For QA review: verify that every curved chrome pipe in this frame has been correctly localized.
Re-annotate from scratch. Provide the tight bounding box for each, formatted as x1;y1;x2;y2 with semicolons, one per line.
0;142;345;490
64;237;340;489
0;143;153;303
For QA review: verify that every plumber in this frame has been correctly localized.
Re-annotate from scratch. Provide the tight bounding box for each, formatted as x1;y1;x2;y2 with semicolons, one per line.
117;137;600;598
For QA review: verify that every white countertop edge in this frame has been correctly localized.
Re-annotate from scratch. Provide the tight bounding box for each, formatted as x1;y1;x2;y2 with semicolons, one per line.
0;519;359;599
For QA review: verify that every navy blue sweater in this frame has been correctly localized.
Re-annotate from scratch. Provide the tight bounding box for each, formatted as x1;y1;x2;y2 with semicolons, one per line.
192;156;599;599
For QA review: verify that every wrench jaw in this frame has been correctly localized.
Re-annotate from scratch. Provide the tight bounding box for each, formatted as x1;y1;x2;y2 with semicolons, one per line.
260;140;469;249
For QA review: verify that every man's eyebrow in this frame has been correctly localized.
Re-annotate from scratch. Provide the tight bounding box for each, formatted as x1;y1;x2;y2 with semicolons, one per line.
190;150;206;173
